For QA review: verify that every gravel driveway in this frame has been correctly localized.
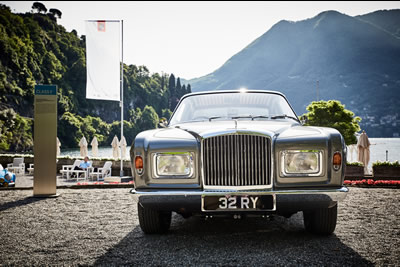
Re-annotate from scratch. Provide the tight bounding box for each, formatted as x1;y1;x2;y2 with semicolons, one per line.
0;187;399;266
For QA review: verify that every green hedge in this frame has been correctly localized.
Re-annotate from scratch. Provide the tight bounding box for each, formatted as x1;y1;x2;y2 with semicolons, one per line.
346;161;364;167
372;161;400;167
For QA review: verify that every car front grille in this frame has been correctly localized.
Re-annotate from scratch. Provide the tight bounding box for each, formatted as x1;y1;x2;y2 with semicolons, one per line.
202;134;271;187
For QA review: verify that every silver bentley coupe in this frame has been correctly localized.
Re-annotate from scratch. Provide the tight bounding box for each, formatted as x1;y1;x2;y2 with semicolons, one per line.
130;90;348;235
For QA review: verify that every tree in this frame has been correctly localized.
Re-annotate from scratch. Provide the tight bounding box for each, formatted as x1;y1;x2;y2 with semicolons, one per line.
58;112;84;148
49;8;62;19
0;108;33;152
160;72;165;92
32;2;47;13
168;74;176;110
176;77;182;94
0;5;192;151
168;74;176;96
186;84;192;94
136;105;159;131
181;84;186;96
161;108;172;120
301;100;361;145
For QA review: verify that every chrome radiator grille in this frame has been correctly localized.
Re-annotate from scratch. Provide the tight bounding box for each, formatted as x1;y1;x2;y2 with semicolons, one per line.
202;135;271;187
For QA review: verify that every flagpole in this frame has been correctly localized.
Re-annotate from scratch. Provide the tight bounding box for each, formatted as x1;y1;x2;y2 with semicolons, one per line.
120;19;124;177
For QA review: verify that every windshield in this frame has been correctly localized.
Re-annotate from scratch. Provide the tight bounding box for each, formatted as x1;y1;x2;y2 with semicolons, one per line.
169;92;298;125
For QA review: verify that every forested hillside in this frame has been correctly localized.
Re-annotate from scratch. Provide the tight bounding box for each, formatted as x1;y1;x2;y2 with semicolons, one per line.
0;4;190;151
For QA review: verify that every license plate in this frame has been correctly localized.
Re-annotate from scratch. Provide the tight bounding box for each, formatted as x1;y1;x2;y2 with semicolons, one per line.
202;195;274;211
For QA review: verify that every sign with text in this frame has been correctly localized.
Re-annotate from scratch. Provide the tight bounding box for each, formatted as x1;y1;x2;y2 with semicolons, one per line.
34;85;58;196
35;85;57;95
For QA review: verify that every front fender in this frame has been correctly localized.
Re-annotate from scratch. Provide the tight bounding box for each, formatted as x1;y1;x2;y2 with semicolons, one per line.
130;128;200;189
274;126;345;188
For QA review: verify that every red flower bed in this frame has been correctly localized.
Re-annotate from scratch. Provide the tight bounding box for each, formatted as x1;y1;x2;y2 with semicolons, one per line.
344;179;400;187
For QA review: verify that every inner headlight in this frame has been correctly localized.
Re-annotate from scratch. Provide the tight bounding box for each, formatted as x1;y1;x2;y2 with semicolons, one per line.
154;152;194;178
281;150;322;176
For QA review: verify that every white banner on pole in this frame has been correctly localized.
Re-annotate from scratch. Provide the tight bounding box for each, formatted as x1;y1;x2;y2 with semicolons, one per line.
85;20;120;101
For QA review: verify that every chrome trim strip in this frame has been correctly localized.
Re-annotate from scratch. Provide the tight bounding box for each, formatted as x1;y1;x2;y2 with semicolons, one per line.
200;185;272;190
130;186;349;202
201;129;272;140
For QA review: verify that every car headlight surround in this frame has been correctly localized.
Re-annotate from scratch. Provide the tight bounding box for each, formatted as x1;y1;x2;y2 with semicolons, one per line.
153;152;194;178
280;150;323;177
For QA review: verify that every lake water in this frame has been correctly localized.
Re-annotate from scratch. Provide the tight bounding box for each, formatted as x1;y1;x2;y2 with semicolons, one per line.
60;138;400;171
61;146;130;160
347;138;400;171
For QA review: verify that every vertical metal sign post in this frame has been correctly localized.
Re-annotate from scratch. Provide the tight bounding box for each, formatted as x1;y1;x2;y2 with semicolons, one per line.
120;19;124;177
33;85;58;197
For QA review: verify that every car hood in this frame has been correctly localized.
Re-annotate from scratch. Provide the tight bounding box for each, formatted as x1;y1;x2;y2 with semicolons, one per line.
154;121;324;140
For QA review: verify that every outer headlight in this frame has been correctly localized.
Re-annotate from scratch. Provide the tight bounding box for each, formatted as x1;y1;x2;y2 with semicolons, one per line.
154;152;194;178
280;150;323;176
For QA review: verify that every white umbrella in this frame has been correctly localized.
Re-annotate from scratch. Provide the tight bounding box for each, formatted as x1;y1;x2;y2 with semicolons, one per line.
91;136;99;157
79;136;88;157
357;130;371;174
111;135;120;159
120;136;127;159
347;144;357;162
56;137;61;156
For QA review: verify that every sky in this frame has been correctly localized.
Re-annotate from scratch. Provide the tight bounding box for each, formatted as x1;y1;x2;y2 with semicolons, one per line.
2;1;400;80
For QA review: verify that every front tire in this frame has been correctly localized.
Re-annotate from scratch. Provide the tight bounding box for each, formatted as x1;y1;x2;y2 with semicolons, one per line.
137;203;172;234
303;204;337;235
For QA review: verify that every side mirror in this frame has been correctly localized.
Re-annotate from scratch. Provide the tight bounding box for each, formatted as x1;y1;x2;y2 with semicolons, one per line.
300;115;308;125
158;120;168;128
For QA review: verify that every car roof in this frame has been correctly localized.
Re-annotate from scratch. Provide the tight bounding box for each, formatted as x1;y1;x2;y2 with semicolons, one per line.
169;89;299;124
182;89;288;99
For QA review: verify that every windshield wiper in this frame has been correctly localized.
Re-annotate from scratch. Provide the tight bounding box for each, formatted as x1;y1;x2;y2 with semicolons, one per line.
209;116;223;121
231;115;253;119
251;115;270;120
231;115;271;120
270;114;300;122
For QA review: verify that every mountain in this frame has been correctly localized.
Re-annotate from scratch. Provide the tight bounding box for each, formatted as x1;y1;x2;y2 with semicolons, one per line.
189;10;400;137
357;9;400;38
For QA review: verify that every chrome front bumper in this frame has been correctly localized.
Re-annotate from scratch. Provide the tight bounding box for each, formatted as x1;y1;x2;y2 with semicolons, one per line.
130;187;348;213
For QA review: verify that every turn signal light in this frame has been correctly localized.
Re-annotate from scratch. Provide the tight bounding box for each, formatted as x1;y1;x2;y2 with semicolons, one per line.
135;156;144;174
333;152;341;171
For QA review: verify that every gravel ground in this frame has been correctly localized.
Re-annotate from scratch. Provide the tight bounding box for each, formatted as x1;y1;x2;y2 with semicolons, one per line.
0;187;399;266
